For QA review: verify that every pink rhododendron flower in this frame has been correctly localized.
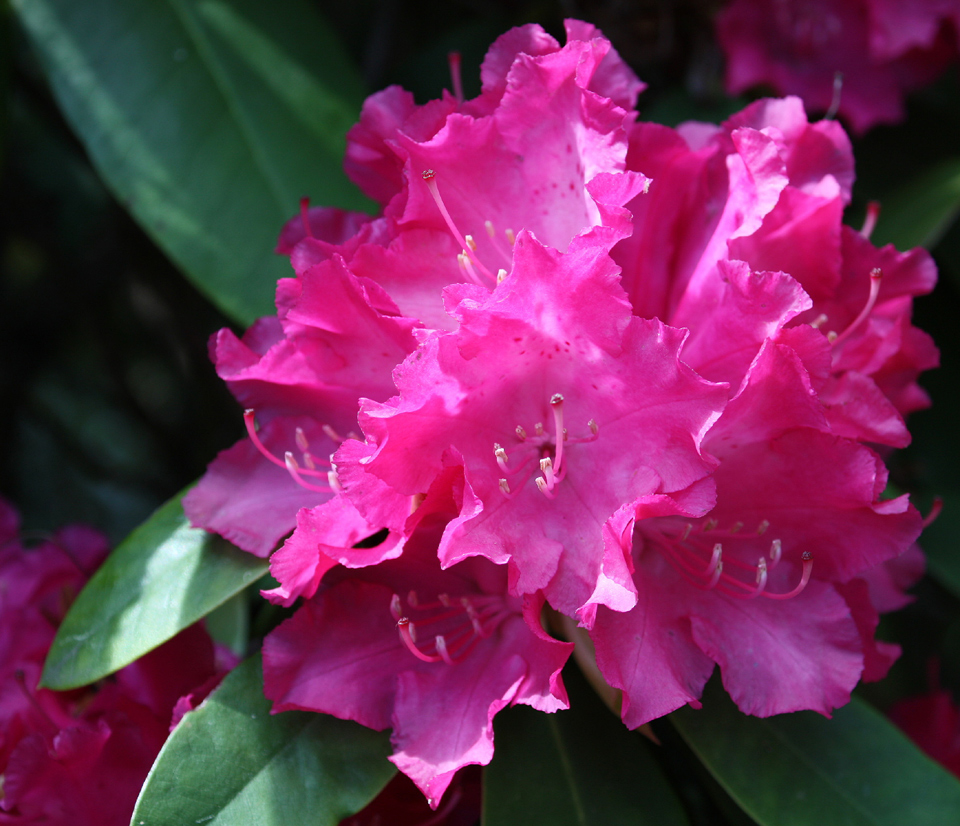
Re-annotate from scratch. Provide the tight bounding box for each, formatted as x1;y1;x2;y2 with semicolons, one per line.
716;0;959;133
263;473;572;805
183;17;937;807
0;498;225;825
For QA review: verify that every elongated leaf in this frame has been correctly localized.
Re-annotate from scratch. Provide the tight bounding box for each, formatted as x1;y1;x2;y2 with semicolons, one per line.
12;0;372;326
483;666;689;826
671;681;960;826
131;654;395;826
42;488;267;689
872;157;960;251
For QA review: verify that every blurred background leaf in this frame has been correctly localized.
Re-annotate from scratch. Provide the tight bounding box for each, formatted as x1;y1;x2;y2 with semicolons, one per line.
10;0;372;326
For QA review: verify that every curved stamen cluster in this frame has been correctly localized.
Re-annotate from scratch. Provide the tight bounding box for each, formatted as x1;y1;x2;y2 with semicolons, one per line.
808;267;884;347
390;590;513;665
494;394;598;500
649;519;814;600
243;409;341;493
421;170;514;286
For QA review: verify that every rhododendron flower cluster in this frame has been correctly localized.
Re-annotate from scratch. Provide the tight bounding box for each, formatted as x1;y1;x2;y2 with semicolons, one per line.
716;0;960;133
185;19;935;806
0;498;225;825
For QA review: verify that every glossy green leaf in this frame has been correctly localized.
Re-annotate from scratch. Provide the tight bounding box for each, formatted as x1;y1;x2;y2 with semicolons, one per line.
671;681;960;826
42;488;267;690
12;0;372;326
131;654;395;826
483;666;689;826
871;157;960;251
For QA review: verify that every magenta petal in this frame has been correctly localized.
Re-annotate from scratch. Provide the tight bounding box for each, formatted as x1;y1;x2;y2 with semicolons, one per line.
593;554;716;728
184;418;331;557
834;578;901;683
263;580;412;730
689;579;863;717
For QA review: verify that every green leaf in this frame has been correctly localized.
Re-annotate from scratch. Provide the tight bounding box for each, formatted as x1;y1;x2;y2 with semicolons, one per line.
483;665;689;826
41;488;267;690
11;0;373;326
204;586;250;657
671;681;960;826
131;654;395;826
871;157;960;251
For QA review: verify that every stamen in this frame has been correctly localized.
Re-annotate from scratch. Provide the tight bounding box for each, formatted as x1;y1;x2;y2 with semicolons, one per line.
550;394;565;474
825;71;843;121
756;519;770;535
244;410;330;475
398;619;442;663
435;635;455;664
485;220;496;238
703;518;718;532
461;597;485;635
588;419;599;437
464;234;477;251
515;425;527;441
535;476;556;499
860;201;880;239
390;594;403;619
498;478;512;497
534;422;544;436
540;457;555;488
494;443;510;472
681;523;693;541
831;268;883;347
924;496;944;528
497;268;507;284
299;197;312;238
448;51;464;103
457;252;485;287
769;538;782;567
730;521;744;533
747;557;768;599
295;427;310;452
762;551;813;600
505;228;516;245
322;424;342;443
285;453;330;493
327;468;342;493
810;313;829;330
422;170;496;283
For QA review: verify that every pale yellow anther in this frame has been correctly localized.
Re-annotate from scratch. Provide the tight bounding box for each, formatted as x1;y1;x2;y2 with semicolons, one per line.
515;425;527;441
497;268;507;284
534;422;544;436
499;478;511;495
485;220;496;238
757;519;770;535
588;419;599;436
505;228;516;245
465;234;477;251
